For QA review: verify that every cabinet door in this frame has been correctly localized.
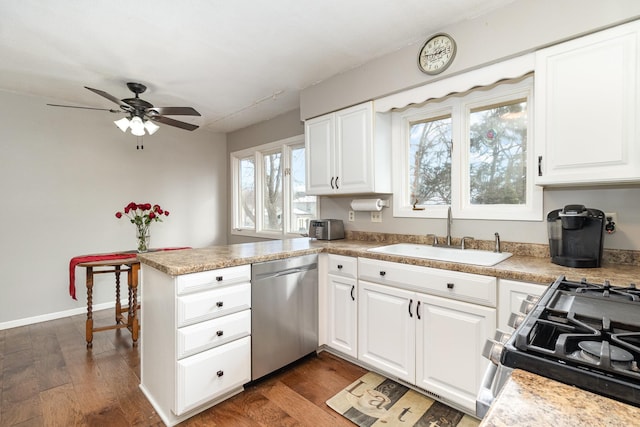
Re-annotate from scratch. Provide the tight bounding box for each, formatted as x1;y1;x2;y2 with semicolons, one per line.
335;102;374;193
305;114;335;195
535;21;640;185
327;274;358;357
498;279;547;332
358;280;415;383
416;294;496;413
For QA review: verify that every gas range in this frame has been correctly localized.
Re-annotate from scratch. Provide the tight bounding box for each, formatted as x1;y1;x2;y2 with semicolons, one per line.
501;276;640;406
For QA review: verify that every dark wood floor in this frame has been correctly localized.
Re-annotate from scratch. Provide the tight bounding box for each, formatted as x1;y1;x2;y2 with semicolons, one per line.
0;308;367;426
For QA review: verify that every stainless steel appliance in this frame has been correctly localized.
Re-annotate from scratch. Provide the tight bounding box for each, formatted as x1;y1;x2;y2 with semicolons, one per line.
308;219;345;240
477;276;640;417
547;204;605;268
251;254;318;380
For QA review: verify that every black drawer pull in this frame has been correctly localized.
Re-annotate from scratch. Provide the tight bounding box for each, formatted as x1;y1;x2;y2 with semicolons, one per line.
216;370;224;377
216;301;224;308
216;276;223;282
447;283;454;289
330;177;335;189
350;285;355;301
409;299;413;317
216;330;224;337
416;301;421;320
380;271;386;277
337;264;343;269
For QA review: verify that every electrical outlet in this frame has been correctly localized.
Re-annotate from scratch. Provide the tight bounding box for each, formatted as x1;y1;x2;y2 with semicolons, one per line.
348;210;355;222
605;212;618;234
371;211;382;223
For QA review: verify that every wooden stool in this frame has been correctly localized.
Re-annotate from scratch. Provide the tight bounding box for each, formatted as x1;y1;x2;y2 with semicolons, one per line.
78;258;140;348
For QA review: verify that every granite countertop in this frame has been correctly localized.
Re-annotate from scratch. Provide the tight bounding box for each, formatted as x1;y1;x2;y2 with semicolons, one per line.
479;369;640;427
137;237;640;285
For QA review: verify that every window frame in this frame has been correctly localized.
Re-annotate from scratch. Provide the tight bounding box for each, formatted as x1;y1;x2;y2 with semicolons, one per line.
391;76;542;221
230;135;319;239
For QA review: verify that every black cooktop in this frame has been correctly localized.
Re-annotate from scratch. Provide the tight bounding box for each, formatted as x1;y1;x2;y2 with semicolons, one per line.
502;276;640;406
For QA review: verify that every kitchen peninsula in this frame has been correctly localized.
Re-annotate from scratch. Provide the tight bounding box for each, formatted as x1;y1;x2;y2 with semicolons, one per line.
136;236;640;425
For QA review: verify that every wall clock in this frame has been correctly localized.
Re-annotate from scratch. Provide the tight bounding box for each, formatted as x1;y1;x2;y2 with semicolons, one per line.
418;33;456;75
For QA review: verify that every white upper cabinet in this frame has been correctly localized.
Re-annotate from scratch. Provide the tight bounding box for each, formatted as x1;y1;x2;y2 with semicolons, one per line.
305;101;391;195
535;20;640;186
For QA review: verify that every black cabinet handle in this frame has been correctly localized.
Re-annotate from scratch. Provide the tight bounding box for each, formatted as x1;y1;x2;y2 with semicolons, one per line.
216;330;224;337
447;283;454;289
330;177;335;189
216;301;224;307
335;176;339;189
379;271;386;277
409;299;413;317
337;264;343;270
216;370;224;377
216;276;223;282
538;156;543;177
350;285;355;301
417;301;421;320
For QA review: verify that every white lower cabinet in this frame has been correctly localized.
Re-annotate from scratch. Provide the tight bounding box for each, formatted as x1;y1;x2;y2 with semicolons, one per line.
357;258;496;413
497;279;547;331
416;294;496;411
326;254;358;357
140;264;252;426
358;280;415;382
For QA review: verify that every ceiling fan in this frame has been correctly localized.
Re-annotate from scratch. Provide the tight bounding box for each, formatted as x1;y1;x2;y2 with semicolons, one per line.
47;82;201;136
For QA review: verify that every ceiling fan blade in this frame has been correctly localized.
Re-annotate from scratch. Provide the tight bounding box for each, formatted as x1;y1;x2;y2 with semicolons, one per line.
149;115;199;131
47;103;121;113
85;86;130;108
148;107;201;116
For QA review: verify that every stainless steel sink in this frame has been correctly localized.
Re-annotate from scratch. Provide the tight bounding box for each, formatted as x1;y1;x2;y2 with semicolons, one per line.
367;243;512;266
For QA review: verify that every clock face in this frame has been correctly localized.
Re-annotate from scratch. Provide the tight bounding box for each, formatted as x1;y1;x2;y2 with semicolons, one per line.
418;34;456;75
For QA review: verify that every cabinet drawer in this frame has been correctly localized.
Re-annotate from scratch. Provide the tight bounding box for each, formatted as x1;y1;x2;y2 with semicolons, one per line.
177;282;251;327
358;257;496;307
176;265;251;295
174;336;251;416
328;254;357;278
177;310;251;359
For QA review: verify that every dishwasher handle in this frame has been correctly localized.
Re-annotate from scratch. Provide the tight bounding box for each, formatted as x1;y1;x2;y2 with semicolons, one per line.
253;264;317;281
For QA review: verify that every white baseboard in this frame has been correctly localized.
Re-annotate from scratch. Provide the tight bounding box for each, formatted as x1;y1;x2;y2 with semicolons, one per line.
0;300;127;331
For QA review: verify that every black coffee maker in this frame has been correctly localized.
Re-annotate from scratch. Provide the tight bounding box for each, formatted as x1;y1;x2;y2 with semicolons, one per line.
547;204;605;268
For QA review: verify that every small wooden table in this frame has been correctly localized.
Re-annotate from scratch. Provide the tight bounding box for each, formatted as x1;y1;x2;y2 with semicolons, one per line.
77;257;140;348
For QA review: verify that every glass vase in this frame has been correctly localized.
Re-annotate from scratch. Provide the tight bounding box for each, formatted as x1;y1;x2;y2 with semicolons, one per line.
136;228;150;253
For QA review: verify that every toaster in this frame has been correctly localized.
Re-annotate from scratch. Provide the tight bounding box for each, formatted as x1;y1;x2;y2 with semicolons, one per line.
309;219;345;240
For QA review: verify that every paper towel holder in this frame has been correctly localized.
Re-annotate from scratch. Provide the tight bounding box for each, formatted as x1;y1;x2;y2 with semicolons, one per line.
350;198;389;211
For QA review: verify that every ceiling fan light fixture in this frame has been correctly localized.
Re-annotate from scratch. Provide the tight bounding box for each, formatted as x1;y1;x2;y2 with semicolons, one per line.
114;117;130;132
129;116;146;136
144;120;160;135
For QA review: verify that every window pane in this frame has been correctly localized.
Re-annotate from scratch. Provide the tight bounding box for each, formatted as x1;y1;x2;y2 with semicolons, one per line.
469;100;527;205
239;157;255;228
409;116;452;205
290;146;317;234
263;151;282;231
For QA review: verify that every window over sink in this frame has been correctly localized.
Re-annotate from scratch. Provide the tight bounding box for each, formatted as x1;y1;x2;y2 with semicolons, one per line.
231;135;318;238
392;75;542;221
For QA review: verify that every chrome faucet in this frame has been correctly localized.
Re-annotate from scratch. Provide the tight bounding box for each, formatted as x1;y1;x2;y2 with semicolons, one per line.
446;206;452;246
494;232;501;253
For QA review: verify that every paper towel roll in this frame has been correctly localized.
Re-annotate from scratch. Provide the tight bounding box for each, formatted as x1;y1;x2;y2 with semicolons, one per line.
351;199;385;211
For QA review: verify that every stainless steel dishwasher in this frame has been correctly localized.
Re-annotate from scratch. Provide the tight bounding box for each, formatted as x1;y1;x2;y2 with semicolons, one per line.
251;254;318;380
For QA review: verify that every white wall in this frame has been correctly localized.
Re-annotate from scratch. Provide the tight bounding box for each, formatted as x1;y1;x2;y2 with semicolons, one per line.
300;0;640;119
0;89;227;327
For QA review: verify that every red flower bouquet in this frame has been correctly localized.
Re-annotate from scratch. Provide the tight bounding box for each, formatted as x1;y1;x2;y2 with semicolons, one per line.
116;202;170;252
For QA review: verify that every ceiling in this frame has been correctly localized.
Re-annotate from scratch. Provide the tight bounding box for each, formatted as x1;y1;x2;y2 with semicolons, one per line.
0;0;516;134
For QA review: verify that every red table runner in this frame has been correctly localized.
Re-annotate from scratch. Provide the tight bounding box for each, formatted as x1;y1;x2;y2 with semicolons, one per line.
69;248;190;300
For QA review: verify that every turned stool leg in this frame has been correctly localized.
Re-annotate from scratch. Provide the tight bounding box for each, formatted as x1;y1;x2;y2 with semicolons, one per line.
130;263;140;346
86;266;94;349
115;265;122;324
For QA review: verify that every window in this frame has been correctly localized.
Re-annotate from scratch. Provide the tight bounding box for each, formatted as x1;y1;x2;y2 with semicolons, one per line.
392;75;542;220
231;135;318;238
